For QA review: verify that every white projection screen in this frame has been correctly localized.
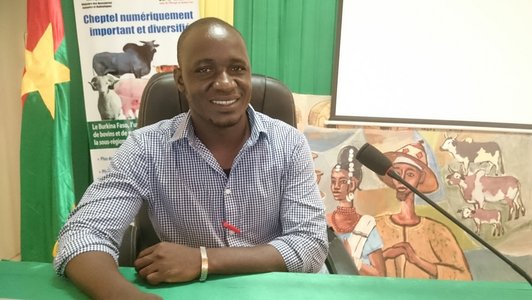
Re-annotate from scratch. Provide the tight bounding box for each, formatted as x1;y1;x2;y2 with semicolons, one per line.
330;0;532;132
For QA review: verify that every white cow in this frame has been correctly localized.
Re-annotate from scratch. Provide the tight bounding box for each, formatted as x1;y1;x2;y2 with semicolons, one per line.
440;135;504;175
89;74;122;120
458;207;504;236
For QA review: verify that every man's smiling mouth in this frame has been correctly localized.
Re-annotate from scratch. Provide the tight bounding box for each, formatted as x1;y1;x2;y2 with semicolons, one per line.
212;99;237;106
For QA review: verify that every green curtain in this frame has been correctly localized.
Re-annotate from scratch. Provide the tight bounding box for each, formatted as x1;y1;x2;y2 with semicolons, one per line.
234;0;338;95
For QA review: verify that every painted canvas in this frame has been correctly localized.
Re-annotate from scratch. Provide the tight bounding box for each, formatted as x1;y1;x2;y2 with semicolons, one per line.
294;95;532;282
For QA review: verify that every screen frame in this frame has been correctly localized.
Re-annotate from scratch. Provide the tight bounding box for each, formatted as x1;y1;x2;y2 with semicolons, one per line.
329;0;532;133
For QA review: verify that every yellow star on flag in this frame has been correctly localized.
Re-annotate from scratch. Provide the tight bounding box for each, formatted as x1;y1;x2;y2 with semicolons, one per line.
21;23;70;119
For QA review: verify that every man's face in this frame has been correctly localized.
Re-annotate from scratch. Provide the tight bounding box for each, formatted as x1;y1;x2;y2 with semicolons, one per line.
390;163;425;201
175;24;252;130
330;169;357;201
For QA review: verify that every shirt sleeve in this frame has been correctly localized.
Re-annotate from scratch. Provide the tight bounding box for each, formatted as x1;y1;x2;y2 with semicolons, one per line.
430;222;473;280
361;227;384;264
268;131;329;273
53;132;150;276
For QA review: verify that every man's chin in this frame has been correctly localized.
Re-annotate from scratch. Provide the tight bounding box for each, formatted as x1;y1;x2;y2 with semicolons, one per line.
212;119;240;128
395;191;409;201
210;111;247;128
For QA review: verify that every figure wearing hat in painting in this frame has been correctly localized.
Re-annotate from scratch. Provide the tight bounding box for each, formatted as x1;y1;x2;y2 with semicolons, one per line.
375;141;472;280
327;146;386;276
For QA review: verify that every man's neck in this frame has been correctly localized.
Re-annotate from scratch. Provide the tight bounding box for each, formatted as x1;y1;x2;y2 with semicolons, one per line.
192;117;251;170
197;120;249;148
392;194;420;225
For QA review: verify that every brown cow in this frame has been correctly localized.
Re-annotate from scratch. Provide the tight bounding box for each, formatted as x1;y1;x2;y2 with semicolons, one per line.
446;169;525;220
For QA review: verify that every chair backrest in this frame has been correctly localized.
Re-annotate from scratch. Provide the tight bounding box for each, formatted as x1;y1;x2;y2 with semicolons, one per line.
137;72;297;128
119;72;298;264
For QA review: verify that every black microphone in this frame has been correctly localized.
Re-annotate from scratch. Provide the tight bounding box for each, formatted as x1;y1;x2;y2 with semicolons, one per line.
355;143;392;176
356;143;532;285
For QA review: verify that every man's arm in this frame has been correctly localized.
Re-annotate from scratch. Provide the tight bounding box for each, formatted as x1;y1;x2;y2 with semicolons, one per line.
208;244;287;273
134;243;286;284
65;252;160;299
270;131;328;273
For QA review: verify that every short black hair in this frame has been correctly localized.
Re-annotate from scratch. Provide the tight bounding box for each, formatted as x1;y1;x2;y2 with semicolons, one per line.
177;17;244;66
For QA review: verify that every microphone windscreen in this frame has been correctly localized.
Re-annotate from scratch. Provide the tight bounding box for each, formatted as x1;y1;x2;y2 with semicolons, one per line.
355;143;393;176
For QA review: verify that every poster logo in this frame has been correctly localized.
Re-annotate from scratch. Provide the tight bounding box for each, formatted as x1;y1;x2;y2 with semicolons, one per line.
81;0;113;9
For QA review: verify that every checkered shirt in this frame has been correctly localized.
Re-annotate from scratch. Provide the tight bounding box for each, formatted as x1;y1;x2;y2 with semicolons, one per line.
54;106;328;275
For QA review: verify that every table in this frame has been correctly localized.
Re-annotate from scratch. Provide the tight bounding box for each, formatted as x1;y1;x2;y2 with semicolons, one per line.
1;261;531;299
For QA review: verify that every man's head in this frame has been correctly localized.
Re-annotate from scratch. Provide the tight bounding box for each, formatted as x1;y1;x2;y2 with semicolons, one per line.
379;140;438;197
174;17;252;129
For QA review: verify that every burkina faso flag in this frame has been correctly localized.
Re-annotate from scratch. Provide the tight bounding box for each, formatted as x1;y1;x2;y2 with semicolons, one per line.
20;0;75;262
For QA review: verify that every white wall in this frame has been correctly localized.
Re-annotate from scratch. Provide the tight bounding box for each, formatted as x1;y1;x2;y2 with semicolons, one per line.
0;0;25;260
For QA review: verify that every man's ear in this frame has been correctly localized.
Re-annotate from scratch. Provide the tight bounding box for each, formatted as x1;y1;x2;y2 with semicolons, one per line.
174;66;185;93
419;170;426;183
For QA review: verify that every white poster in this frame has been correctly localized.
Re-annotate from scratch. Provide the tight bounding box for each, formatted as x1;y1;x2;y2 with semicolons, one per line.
73;0;199;180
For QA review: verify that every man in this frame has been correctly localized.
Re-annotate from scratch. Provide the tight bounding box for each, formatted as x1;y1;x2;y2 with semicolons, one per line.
54;17;328;299
375;140;472;280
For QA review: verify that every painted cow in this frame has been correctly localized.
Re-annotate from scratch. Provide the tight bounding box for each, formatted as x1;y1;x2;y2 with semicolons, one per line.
93;41;159;78
446;169;525;220
440;136;504;175
457;207;504;236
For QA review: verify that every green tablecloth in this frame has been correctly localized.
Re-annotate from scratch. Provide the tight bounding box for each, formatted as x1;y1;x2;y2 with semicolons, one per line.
1;261;531;299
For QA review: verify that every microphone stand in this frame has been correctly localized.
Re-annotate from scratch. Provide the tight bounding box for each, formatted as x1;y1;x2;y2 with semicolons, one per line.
386;169;532;285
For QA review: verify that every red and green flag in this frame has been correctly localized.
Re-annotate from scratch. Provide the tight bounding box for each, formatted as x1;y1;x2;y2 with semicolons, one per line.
20;0;75;262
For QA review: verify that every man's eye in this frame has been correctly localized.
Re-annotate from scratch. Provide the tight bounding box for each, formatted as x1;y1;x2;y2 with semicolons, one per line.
196;67;211;73
406;171;416;178
231;66;245;72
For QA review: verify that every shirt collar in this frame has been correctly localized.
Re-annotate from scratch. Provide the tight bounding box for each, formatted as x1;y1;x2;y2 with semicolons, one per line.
170;105;268;144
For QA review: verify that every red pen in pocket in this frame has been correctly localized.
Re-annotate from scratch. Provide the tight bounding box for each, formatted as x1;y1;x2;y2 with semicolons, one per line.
222;220;241;234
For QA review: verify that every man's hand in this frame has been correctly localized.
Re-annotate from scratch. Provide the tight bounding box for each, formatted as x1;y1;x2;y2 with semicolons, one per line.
135;242;287;285
134;242;201;285
382;244;407;259
383;242;419;262
392;242;418;263
383;242;438;277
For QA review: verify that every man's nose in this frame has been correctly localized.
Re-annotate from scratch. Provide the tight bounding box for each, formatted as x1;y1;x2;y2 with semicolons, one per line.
213;71;235;90
392;172;407;184
395;170;406;179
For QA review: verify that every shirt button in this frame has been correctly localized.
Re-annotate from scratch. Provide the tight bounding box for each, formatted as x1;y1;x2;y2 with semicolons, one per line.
225;188;231;195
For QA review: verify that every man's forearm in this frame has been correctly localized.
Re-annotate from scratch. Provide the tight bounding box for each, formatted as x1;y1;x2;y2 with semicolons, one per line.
65;251;150;299
207;244;287;275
